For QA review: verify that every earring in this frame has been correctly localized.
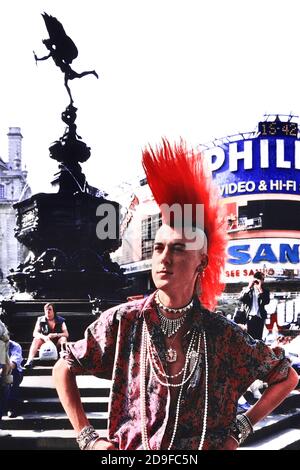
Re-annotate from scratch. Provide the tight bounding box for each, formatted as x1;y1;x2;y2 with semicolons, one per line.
195;272;202;297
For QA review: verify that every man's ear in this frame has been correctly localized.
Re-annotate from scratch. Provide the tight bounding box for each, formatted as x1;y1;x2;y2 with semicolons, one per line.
197;254;208;272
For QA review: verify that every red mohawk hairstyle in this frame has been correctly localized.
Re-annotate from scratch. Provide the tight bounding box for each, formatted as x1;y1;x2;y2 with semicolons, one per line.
142;138;227;311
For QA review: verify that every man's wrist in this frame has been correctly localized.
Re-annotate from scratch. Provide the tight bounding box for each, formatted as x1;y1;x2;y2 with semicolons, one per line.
76;425;100;451
228;433;240;446
229;413;253;445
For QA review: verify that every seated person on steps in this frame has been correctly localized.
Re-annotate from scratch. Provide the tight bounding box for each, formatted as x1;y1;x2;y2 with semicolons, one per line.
7;339;24;418
24;303;69;369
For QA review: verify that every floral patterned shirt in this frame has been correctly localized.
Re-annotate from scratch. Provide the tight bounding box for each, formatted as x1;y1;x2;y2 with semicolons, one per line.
67;292;291;450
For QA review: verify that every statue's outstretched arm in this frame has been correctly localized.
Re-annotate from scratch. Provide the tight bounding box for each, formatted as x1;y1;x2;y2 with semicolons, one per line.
33;51;51;63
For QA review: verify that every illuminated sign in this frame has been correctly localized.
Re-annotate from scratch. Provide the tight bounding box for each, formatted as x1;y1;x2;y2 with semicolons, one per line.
204;136;300;198
225;238;300;283
258;121;298;137
228;242;299;265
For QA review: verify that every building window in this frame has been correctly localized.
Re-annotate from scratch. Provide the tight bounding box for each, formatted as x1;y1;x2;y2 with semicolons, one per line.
0;184;4;199
141;213;162;260
239;200;300;231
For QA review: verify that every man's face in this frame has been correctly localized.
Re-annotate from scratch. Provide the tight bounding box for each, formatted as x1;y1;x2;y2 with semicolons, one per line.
254;274;264;285
152;224;207;296
44;304;55;320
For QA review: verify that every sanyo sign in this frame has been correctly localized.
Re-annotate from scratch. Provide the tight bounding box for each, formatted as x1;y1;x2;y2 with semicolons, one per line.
225;238;300;283
228;239;300;265
204;137;300;198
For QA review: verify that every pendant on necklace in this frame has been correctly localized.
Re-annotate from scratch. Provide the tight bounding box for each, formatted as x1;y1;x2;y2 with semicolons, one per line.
166;347;177;363
189;350;199;372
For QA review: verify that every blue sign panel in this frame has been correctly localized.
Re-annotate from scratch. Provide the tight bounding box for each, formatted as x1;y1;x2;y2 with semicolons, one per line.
204;136;300;198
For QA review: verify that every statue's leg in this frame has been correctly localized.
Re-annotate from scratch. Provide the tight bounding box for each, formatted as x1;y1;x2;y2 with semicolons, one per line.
64;77;74;104
75;70;99;80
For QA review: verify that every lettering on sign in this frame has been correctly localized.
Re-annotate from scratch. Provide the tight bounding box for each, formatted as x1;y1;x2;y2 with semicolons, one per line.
228;243;300;265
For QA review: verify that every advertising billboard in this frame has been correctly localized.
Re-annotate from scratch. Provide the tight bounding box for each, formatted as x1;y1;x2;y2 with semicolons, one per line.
203;122;300;199
203;116;300;287
224;238;300;284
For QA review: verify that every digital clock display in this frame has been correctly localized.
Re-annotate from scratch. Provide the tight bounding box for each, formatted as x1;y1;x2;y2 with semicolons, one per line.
258;121;298;137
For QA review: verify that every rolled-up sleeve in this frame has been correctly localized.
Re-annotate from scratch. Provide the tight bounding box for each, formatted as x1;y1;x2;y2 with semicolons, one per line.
231;327;291;395
64;307;120;380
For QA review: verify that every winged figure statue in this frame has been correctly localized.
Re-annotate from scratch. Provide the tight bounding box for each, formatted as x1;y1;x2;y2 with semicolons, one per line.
34;12;98;103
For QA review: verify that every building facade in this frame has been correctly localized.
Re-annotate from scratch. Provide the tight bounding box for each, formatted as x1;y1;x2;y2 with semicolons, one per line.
203;115;300;327
0;127;31;296
113;116;300;328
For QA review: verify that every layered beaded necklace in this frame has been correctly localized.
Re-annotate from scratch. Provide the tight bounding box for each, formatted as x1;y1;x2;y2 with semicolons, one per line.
140;320;208;450
154;291;194;362
154;291;193;338
148;329;201;386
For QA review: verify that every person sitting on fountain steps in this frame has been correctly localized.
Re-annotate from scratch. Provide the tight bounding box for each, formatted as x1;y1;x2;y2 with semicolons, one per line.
24;303;69;369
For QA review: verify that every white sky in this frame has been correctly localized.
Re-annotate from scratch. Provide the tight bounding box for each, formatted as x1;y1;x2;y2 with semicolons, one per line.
1;0;300;195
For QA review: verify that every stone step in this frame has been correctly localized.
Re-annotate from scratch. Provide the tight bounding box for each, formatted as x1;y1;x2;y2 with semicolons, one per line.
21;386;110;399
0;429;109;450
239;408;300;448
15;311;95;318
20;374;111;397
1;411;108;431
240;427;300;450
19;396;109;413
1;410;300;450
272;390;300;413
22;364;56;376
1;412;300;450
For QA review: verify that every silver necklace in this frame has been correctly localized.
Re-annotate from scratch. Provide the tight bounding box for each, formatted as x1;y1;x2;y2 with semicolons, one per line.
156;307;187;340
155;291;194;314
154;292;194;360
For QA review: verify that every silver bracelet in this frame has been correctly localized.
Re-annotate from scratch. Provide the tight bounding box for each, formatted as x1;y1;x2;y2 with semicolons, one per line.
76;425;100;451
237;413;253;432
230;413;253;445
236;413;253;444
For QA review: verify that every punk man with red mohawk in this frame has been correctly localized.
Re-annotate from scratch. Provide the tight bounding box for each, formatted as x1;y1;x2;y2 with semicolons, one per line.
53;140;298;450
